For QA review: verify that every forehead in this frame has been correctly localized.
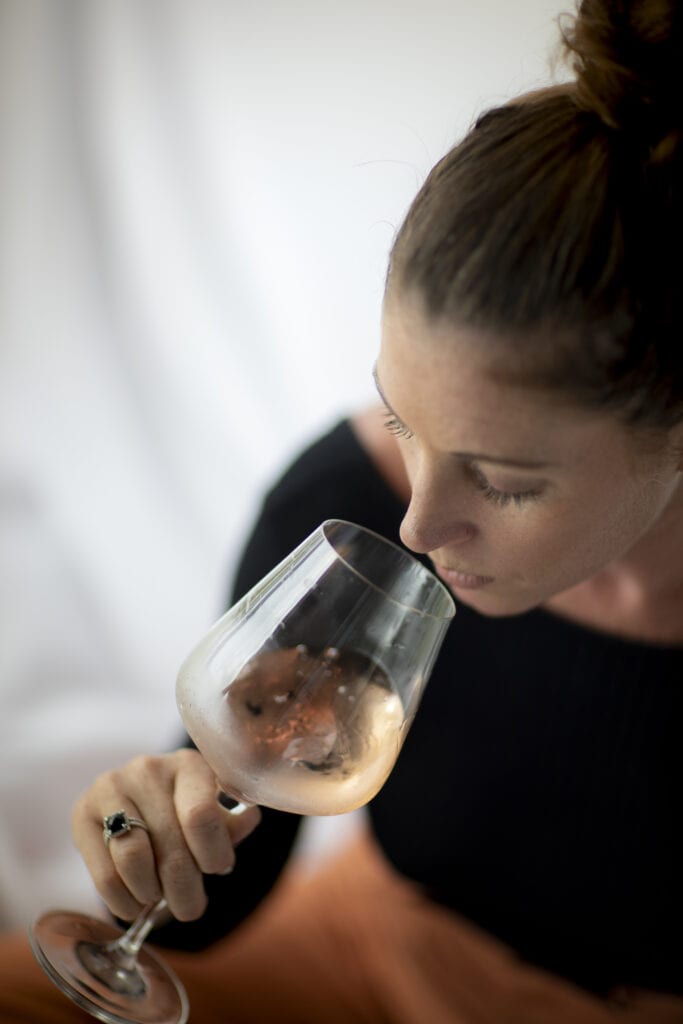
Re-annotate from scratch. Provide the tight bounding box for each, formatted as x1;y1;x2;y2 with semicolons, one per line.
378;297;626;466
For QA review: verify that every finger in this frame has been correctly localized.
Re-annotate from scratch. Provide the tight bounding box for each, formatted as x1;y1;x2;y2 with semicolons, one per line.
220;799;262;848
103;807;163;910
122;753;209;922
72;789;158;922
174;767;235;875
175;769;262;876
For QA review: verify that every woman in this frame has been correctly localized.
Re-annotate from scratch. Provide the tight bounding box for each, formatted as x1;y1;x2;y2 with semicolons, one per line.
2;0;682;1020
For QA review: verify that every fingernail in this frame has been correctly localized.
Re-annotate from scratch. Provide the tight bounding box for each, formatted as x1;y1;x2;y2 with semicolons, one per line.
219;864;234;875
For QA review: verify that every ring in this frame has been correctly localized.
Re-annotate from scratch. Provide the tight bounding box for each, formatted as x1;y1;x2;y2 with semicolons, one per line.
102;810;150;847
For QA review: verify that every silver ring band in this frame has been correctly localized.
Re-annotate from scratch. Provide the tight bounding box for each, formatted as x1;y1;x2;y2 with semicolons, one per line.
103;810;150;847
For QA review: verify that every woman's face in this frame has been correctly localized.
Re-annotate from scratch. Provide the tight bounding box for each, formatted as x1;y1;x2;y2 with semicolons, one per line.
377;296;683;616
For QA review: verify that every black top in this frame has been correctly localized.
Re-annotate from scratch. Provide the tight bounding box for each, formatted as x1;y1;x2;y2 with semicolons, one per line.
157;420;683;999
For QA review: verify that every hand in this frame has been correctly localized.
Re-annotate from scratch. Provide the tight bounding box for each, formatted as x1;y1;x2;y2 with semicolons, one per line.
72;748;261;923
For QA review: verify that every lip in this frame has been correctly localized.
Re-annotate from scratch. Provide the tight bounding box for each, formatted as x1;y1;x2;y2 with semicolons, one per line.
434;565;495;590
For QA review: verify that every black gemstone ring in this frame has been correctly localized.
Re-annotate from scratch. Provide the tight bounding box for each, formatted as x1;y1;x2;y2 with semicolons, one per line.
102;810;150;848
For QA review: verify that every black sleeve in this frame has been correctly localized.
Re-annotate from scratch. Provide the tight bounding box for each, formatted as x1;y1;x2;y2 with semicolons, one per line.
151;419;406;950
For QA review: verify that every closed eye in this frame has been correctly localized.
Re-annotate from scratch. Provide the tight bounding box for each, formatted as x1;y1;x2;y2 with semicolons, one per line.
470;466;542;507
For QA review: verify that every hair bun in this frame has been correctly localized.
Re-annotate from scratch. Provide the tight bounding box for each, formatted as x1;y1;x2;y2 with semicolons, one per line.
563;0;682;153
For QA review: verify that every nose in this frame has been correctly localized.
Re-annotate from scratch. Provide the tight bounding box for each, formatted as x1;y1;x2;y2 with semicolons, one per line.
399;466;476;555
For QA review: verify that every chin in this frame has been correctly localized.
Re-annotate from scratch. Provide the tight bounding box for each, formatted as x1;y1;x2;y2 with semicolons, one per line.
448;586;544;619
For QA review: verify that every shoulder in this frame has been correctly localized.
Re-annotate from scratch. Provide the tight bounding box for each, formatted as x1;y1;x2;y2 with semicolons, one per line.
262;418;375;512
262;410;409;517
232;415;408;601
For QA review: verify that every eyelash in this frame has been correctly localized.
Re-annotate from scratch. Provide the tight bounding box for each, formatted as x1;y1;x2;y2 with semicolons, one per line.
470;469;542;508
382;412;541;508
383;413;414;440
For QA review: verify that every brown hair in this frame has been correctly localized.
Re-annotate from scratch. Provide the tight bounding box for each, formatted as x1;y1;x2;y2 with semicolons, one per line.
386;0;683;429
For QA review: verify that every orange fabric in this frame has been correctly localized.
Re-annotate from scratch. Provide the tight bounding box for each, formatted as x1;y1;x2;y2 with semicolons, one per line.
1;832;682;1023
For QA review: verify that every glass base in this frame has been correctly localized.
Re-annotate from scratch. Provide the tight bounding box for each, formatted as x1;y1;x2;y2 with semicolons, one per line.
29;911;189;1024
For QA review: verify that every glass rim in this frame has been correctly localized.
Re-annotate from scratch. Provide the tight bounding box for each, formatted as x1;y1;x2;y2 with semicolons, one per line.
320;519;456;621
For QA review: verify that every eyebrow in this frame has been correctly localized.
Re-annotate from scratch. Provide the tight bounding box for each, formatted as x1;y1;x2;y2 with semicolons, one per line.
372;364;554;471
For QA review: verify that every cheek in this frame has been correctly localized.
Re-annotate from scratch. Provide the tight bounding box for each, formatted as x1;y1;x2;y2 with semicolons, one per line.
399;444;669;586
507;478;664;584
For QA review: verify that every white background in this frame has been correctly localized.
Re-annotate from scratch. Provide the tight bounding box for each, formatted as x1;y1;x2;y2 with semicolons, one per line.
0;0;567;927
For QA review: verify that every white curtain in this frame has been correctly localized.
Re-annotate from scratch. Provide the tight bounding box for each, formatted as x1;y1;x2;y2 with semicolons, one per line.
0;0;562;928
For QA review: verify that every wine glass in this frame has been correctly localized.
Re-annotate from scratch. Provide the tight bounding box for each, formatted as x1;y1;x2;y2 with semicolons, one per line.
29;519;455;1024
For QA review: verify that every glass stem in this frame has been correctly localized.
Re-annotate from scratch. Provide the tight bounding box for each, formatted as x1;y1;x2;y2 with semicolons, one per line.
105;898;169;963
